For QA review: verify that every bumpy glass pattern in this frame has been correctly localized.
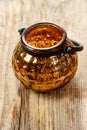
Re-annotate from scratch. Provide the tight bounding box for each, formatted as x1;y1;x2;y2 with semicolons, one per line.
12;40;78;92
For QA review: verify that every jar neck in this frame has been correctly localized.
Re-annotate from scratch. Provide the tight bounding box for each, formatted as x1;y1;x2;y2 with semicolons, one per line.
19;22;67;57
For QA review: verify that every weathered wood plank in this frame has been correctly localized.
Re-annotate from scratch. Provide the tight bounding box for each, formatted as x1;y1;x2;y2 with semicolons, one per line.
0;0;87;130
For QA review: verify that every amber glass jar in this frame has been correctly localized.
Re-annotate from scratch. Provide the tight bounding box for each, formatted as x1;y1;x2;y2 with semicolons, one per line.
12;23;83;92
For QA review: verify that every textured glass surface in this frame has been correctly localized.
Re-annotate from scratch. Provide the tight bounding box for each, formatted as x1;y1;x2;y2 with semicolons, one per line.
12;40;78;92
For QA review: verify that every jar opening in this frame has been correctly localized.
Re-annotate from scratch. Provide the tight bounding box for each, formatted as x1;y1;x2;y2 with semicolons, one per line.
25;24;63;48
21;23;67;56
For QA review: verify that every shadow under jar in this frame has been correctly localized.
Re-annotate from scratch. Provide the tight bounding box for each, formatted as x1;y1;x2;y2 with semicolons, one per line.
12;22;83;92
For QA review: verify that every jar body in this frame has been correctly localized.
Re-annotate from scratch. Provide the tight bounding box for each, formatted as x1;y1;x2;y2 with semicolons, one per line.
12;39;78;92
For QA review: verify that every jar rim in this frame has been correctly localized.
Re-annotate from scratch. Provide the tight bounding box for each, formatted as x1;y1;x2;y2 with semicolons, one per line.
21;22;67;56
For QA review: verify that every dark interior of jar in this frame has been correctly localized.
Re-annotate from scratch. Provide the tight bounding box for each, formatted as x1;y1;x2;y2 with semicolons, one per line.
25;24;63;48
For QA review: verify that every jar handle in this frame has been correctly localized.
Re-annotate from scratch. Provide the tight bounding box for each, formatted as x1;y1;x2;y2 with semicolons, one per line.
64;39;83;53
18;28;26;35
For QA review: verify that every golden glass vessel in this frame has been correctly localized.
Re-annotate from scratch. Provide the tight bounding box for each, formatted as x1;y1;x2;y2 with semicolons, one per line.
12;23;83;92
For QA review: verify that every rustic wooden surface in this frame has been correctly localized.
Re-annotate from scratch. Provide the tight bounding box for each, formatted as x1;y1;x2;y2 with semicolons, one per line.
0;0;87;130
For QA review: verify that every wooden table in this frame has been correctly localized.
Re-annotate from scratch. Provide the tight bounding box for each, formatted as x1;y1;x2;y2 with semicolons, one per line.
0;0;87;130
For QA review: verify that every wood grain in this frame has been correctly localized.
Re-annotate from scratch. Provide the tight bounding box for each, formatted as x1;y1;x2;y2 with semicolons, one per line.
0;0;87;130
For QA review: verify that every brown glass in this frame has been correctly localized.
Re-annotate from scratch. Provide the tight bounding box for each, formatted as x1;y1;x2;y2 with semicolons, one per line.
12;23;83;92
